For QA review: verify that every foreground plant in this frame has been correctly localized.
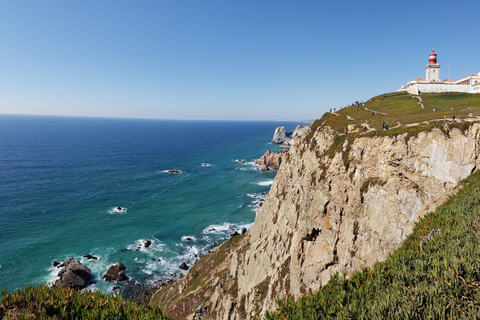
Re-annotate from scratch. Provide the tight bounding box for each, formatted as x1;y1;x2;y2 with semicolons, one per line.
0;285;168;319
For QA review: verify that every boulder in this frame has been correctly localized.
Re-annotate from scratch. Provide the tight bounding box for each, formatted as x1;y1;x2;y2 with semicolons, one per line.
83;254;98;260
230;231;239;237
103;263;128;282
241;228;247;235
168;169;181;174
52;261;61;268
54;258;92;290
179;262;189;270
145;240;152;248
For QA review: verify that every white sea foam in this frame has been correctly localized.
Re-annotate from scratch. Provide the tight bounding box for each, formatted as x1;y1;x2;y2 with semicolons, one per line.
257;180;274;186
108;206;127;214
161;169;183;174
125;238;165;255
247;192;267;212
202;222;235;235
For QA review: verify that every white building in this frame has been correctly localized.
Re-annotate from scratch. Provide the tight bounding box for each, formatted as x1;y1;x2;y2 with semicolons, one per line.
399;50;480;94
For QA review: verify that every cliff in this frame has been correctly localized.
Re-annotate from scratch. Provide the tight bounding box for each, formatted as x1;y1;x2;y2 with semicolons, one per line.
151;93;480;319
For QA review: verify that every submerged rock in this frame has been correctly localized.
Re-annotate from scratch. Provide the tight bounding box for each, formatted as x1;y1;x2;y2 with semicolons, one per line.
104;263;128;282
54;258;92;290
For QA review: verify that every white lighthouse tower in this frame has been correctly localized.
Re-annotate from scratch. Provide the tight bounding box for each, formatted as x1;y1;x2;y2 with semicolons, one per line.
425;49;440;82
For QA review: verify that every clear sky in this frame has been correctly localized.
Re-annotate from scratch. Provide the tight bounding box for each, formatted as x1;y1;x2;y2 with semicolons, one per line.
0;1;479;121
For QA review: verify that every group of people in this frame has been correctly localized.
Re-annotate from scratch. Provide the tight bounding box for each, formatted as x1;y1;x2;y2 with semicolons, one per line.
352;100;365;108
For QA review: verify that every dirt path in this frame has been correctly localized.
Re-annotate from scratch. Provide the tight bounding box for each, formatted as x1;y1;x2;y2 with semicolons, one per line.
413;95;425;109
363;107;388;115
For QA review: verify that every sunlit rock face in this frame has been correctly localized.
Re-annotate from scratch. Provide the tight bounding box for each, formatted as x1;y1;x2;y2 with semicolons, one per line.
151;124;480;320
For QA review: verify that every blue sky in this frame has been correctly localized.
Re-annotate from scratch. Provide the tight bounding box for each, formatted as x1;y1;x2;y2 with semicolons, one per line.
0;1;479;120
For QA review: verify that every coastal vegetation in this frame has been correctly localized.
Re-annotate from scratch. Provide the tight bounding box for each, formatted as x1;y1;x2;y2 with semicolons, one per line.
264;169;480;319
0;285;167;319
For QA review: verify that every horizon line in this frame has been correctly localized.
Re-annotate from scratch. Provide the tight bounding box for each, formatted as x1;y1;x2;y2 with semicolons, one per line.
0;112;313;123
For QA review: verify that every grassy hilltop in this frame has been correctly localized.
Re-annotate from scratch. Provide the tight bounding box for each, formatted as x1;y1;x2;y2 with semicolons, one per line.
2;92;480;319
319;91;480;134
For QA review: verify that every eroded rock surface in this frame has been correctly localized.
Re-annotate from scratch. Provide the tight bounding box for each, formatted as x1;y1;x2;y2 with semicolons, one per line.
271;125;309;146
152;123;480;319
254;149;288;171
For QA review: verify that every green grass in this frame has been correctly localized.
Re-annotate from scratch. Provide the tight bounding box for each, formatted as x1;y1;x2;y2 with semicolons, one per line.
314;92;480;136
263;170;480;319
0;285;168;319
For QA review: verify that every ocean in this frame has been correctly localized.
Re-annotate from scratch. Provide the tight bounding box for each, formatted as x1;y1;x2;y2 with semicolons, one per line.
0;115;301;295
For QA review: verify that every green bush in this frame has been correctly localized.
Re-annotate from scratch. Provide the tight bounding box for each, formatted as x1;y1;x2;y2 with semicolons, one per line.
1;285;168;319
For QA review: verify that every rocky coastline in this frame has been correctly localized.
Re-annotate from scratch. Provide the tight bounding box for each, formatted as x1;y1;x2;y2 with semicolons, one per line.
149;120;480;319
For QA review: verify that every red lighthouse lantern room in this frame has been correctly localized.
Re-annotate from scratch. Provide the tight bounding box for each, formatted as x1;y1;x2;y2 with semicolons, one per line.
429;50;437;64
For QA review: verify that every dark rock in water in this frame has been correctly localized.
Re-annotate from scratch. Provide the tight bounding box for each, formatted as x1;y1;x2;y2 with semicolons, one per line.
52;261;61;268
103;263;128;282
241;227;247;235
157;258;163;263
116;206;122;211
83;254;98;260
168;168;181;174
145;240;152;248
230;231;239;237
179;262;189;270
54;258;92;290
112;286;121;291
184;237;193;241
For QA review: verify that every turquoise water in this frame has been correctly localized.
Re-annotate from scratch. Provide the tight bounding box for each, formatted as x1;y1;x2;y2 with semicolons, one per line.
0;115;300;295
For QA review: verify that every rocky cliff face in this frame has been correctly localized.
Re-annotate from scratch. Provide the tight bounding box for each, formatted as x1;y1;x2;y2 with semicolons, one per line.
254;149;288;171
151;123;480;320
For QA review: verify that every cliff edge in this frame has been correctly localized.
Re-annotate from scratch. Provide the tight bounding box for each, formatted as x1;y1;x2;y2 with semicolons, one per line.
151;92;480;319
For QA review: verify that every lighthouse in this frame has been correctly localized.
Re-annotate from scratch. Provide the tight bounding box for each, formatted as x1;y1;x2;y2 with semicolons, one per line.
425;49;440;82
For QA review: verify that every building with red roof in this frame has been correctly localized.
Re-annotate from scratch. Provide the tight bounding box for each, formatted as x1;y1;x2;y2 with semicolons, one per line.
399;50;479;94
